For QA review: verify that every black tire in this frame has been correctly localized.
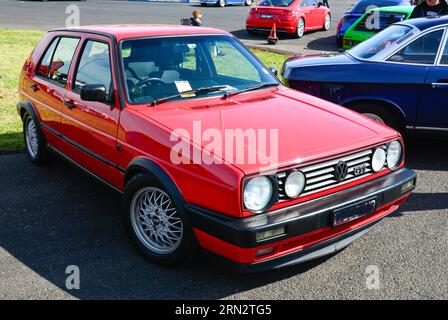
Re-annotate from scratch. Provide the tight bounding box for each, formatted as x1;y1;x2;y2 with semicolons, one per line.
22;112;50;164
201;3;207;6
336;36;343;48
122;173;197;266
349;102;402;132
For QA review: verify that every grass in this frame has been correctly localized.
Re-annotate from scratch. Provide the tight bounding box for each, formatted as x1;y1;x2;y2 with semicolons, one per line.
0;28;290;151
0;29;45;151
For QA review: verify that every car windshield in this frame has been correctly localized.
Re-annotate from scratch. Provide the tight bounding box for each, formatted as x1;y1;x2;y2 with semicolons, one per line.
121;35;278;104
351;0;408;13
348;24;414;60
258;0;295;7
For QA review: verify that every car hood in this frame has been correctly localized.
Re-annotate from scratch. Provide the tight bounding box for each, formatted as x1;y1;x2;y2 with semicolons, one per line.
282;53;360;81
136;87;398;175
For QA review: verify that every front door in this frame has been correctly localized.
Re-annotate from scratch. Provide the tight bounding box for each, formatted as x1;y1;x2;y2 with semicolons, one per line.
61;36;121;188
421;32;448;130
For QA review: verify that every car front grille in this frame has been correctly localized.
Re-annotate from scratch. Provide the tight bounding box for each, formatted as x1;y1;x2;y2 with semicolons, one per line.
354;12;407;33
276;147;386;201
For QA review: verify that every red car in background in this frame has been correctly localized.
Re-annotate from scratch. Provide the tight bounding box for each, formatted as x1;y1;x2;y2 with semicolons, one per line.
246;0;331;38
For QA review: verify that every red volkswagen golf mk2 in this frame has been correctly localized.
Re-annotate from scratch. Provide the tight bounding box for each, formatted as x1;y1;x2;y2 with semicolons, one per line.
18;25;416;272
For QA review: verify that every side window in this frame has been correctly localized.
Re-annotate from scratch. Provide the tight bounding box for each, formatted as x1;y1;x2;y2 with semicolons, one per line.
48;37;80;86
37;38;58;77
439;36;448;65
206;40;261;82
387;30;444;65
73;40;112;94
301;0;316;7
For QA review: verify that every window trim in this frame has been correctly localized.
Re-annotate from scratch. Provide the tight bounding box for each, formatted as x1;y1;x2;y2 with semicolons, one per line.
71;38;113;101
382;27;447;67
36;35;81;88
436;27;448;66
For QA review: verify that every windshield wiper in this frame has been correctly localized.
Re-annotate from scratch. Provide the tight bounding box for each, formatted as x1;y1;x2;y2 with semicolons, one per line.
150;85;228;106
223;82;279;99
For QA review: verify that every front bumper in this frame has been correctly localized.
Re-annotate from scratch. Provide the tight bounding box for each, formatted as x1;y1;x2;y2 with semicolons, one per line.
187;168;416;272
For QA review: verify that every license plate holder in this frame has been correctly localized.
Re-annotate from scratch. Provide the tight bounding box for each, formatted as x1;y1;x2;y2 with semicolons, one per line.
332;198;376;227
260;14;274;19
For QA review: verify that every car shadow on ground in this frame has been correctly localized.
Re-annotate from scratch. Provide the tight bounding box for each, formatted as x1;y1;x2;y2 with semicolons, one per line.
0;152;335;299
305;34;340;52
0;136;446;299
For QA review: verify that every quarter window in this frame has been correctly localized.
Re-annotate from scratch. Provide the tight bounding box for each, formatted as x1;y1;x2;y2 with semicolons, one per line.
387;30;444;65
37;39;58;78
73;40;112;94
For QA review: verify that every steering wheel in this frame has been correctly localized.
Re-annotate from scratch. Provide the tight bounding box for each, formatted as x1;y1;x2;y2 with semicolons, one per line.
136;77;166;88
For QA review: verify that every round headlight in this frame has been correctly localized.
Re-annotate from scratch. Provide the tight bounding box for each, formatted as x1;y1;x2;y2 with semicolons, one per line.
372;147;386;172
244;176;273;212
387;141;402;170
284;170;306;198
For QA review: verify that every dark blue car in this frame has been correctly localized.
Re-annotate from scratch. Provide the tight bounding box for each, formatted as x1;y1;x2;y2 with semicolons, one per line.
282;16;448;134
336;0;412;47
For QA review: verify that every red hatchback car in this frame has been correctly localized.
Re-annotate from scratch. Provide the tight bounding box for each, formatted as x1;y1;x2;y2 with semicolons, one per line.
246;0;331;38
18;25;415;272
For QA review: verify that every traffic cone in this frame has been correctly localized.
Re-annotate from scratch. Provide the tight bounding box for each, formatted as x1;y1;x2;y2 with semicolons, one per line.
267;23;278;45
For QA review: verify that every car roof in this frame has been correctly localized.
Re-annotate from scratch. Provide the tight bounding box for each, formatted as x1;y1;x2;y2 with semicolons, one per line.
369;5;414;14
402;15;448;31
50;24;229;41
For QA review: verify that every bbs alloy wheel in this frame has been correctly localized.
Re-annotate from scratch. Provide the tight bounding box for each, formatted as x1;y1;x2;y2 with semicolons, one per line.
123;174;197;265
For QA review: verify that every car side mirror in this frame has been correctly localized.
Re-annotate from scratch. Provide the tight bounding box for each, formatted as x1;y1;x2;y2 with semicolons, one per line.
80;84;107;103
268;66;278;77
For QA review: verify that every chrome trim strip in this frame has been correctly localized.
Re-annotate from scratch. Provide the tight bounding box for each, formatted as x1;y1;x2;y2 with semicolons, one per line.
415;126;448;131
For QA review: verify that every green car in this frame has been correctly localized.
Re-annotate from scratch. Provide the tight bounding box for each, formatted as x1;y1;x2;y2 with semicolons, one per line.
342;5;414;49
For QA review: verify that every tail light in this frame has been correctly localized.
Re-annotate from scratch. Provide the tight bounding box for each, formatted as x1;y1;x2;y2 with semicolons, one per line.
250;8;257;14
337;18;342;32
282;10;293;16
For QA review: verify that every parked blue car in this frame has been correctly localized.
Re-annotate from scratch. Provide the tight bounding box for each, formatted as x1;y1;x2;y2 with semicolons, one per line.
200;0;253;7
336;0;412;47
282;16;448;134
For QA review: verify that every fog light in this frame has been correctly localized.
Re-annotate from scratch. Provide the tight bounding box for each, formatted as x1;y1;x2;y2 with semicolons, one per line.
401;179;415;193
255;227;285;242
256;247;275;257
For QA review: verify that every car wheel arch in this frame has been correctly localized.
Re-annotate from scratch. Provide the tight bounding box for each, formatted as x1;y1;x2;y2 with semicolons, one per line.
343;98;407;132
124;157;186;208
18;101;39;122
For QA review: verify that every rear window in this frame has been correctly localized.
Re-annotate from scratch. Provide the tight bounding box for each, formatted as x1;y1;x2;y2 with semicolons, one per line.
259;0;296;7
352;0;409;13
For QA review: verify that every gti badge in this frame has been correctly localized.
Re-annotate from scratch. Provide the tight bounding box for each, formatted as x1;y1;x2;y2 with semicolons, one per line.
334;161;348;182
353;163;367;177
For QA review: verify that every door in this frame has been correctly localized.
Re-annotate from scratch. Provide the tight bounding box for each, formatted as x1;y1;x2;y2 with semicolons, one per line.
61;37;121;186
300;0;318;29
30;36;80;138
421;31;448;129
386;28;446;127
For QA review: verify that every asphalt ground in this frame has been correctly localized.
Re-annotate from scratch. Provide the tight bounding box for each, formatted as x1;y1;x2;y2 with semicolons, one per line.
0;0;352;54
0;136;447;299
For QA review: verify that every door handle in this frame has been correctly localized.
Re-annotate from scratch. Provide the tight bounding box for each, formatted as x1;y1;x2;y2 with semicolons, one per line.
30;84;39;92
431;82;448;88
63;100;76;109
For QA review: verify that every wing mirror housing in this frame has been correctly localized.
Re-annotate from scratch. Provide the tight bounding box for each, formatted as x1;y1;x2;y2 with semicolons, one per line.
80;84;107;103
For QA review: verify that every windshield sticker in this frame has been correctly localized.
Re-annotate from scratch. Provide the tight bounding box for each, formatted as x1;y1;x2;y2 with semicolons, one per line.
175;81;195;97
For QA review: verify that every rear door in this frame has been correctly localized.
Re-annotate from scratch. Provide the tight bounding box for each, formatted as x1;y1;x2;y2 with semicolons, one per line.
420;29;448;129
30;36;80;139
61;35;122;187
